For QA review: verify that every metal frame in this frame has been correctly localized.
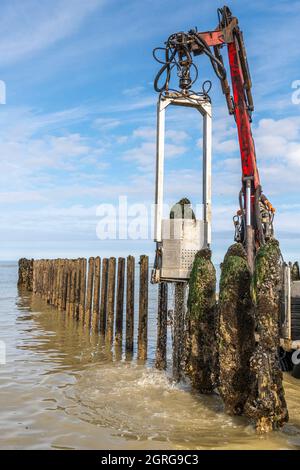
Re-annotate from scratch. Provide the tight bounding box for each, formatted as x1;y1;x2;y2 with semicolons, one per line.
154;92;212;245
280;263;300;351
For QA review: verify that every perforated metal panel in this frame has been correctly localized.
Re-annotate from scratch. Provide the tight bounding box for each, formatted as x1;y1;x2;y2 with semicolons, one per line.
180;248;198;271
160;219;207;281
292;281;300;341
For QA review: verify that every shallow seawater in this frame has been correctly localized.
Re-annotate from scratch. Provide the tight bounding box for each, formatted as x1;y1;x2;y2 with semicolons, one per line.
0;262;300;450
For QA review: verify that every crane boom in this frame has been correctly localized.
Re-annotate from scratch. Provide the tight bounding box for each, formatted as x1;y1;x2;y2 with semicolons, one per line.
153;5;275;270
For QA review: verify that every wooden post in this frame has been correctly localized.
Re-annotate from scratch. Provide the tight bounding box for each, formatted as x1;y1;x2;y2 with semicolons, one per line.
46;260;50;304
43;260;47;301
62;261;68;311
115;257;125;348
70;261;77;318
155;282;168;370
99;258;108;336
85;257;95;329
67;260;71;315
106;257;116;346
138;255;148;361
75;259;81;320
47;260;52;304
92;257;101;332
173;282;186;382
78;258;86;322
125;256;135;356
54;260;59;308
51;260;56;306
59;259;64;311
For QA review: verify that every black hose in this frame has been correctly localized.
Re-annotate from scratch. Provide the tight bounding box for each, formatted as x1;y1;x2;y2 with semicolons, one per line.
255;185;265;246
153;31;227;94
193;35;227;81
153;47;177;93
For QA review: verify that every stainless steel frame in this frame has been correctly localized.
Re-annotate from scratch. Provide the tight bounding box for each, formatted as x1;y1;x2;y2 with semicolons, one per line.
153;92;212;282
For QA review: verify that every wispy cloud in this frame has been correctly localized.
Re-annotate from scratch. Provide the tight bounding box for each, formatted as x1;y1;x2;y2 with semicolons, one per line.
0;0;105;65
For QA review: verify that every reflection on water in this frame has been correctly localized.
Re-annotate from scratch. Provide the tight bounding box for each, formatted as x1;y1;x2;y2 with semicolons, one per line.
1;262;300;450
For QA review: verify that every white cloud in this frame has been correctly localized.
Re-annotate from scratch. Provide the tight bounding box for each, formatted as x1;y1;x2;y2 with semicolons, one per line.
0;0;105;64
132;127;156;140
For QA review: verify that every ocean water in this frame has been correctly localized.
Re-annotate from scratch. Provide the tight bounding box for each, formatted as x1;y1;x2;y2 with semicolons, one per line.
0;261;300;450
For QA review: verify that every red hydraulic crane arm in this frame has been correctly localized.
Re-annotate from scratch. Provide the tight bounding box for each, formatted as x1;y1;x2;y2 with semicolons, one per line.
152;5;275;268
228;40;260;188
195;20;260;189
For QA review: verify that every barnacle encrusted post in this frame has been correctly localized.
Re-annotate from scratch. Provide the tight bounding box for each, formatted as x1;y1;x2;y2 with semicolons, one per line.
244;239;289;433
217;243;255;415
185;248;217;393
18;258;34;292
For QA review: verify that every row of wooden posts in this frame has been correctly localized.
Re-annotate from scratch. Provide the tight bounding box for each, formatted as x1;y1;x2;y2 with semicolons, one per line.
32;256;150;360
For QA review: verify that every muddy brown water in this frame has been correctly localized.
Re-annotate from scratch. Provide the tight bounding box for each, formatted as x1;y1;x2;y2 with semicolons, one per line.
1;262;300;450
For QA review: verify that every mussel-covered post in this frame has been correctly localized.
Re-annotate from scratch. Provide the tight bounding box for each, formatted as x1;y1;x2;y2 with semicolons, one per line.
125;256;135;355
79;258;87;322
106;257;116;346
92;257;101;332
218;244;254;414
173;282;186;382
137;255;148;361
100;258;108;336
115;257;125;348
155;282;168;370
85;257;95;328
244;240;289;433
185;249;216;392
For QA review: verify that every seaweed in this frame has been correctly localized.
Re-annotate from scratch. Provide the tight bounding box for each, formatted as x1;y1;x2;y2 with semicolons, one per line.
217;243;255;415
244;239;289;433
185;249;217;393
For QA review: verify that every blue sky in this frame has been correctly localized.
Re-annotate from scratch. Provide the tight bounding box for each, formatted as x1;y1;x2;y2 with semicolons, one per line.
0;0;300;263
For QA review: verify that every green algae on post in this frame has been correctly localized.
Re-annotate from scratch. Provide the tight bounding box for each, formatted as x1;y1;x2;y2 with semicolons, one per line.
185;248;217;393
244;239;289;433
218;243;255;415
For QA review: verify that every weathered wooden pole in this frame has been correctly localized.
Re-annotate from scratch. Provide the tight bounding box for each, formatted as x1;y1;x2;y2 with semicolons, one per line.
155;282;168;370
92;257;101;332
47;260;52;304
66;261;71;315
106;257;116;346
62;261;68;311
43;260;48;301
45;260;50;304
137;255;148;361
173;282;186;382
74;259;81;320
32;260;36;294
54;260;60;308
79;258;87;323
50;260;55;305
85;257;95;329
115;257;125;348
34;260;38;294
125;256;135;356
70;261;77;318
99;258;108;336
58;259;64;310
